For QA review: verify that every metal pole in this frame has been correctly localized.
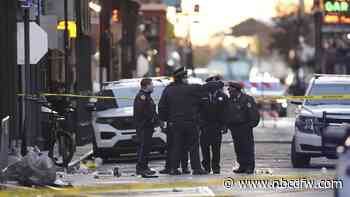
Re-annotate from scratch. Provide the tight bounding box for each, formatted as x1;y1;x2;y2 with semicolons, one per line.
22;8;31;154
36;0;41;24
64;0;69;93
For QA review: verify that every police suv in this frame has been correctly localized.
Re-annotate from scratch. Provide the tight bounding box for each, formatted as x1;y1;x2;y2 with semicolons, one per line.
91;78;171;159
91;77;204;159
291;74;350;168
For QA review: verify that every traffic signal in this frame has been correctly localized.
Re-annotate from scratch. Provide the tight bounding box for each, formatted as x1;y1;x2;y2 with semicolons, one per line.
112;9;119;22
194;4;200;12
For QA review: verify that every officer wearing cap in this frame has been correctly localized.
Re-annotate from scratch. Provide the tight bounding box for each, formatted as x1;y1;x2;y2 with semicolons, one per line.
158;66;208;175
199;75;228;174
134;78;158;176
225;81;260;174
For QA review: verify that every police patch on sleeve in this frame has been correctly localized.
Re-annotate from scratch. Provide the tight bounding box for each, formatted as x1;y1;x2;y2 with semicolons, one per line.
140;95;146;100
247;102;252;108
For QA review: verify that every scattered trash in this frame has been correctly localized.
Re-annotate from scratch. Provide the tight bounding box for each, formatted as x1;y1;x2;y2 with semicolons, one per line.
172;188;182;192
56;172;65;179
85;160;97;170
337;146;345;154
77;162;90;174
113;167;121;177
92;167;122;179
141;174;158;178
255;168;273;174
52;179;72;188
2;147;56;186
94;158;103;169
75;160;97;174
232;161;240;171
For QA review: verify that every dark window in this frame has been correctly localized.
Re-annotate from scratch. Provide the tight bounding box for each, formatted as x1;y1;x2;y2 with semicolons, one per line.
306;83;350;105
96;90;118;111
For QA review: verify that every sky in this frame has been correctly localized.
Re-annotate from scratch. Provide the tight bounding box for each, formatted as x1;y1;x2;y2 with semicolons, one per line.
168;0;312;46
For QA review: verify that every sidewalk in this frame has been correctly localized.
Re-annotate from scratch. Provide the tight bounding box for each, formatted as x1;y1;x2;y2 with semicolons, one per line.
0;171;336;197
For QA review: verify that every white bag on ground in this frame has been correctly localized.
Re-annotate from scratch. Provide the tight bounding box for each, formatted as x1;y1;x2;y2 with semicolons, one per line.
2;148;56;186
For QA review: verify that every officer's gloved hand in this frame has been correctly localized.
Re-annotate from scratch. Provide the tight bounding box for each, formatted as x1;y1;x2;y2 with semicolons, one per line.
221;126;228;134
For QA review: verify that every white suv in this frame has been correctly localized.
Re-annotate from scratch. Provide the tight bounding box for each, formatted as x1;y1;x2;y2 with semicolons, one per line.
91;78;172;159
291;74;350;168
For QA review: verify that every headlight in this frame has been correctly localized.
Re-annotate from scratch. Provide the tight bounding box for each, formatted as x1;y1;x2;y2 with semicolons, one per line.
96;117;115;124
277;99;288;108
296;116;317;133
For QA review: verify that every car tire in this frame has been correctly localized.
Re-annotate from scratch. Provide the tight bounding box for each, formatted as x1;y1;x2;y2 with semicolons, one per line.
291;137;311;168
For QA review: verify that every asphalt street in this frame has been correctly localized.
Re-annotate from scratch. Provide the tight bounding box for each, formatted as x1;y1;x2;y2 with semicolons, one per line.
1;117;336;197
56;117;337;197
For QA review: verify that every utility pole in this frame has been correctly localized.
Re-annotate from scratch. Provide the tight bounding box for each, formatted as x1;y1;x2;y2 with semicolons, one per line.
23;4;33;153
64;0;70;93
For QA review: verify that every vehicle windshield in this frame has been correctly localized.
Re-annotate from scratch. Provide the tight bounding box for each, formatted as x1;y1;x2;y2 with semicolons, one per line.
249;82;285;91
207;60;251;81
306;83;350;105
112;85;165;108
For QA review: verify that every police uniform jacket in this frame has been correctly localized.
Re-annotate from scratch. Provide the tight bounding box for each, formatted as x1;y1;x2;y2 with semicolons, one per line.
159;80;225;123
199;88;228;126
133;90;157;128
225;93;260;128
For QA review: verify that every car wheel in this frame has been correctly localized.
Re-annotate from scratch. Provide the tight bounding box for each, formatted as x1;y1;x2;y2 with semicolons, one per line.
291;137;311;168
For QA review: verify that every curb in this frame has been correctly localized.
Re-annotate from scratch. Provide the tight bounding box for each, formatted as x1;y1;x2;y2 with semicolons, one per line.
222;140;291;144
0;174;335;197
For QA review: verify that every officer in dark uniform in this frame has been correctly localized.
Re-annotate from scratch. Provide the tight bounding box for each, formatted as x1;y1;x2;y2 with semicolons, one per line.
158;67;208;175
159;126;190;174
134;78;158;176
225;81;260;174
199;75;228;174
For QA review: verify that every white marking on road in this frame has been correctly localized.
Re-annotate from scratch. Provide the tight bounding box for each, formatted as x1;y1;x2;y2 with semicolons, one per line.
198;186;215;196
86;186;216;197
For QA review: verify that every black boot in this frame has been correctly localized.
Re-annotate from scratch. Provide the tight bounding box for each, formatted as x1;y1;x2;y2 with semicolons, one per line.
169;169;182;175
192;168;209;175
159;168;170;174
212;169;220;174
245;169;255;174
182;168;191;174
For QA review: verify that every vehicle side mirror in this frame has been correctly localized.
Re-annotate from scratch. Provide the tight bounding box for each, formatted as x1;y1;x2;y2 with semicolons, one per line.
290;100;302;105
85;102;96;112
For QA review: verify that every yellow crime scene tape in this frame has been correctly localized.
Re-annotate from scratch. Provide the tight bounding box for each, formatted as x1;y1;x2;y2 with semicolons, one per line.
0;174;336;197
16;92;350;101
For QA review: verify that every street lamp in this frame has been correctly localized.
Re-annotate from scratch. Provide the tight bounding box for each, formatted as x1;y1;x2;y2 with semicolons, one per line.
89;1;101;13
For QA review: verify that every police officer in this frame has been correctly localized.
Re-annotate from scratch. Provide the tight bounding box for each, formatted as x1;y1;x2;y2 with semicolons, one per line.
159;124;190;174
199;75;228;174
134;78;157;176
225;81;260;174
158;67;208;175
